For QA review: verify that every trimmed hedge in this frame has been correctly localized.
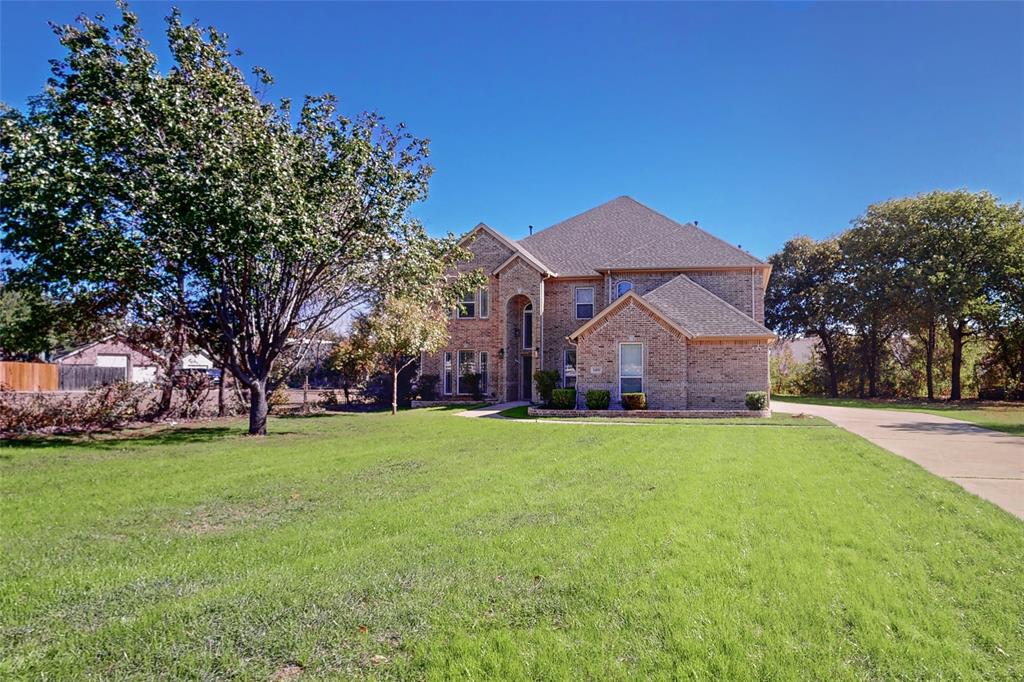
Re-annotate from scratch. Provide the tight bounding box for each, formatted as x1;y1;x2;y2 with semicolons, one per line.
585;389;610;410
621;392;647;410
745;391;768;410
551;388;576;409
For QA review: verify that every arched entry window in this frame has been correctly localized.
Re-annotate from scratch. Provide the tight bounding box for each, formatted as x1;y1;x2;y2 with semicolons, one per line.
522;304;533;349
616;280;633;298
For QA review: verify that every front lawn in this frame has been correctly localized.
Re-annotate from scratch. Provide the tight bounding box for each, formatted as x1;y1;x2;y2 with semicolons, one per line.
2;409;1022;679
774;394;1024;435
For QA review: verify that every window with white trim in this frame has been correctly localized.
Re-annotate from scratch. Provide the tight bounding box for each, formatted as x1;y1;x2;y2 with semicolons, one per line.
563;349;577;388
479;287;489;319
456;350;475;394
479;351;489;394
522;304;533;349
575;287;594;319
616;281;633;298
457;290;476;318
619;342;643;395
443;352;453;395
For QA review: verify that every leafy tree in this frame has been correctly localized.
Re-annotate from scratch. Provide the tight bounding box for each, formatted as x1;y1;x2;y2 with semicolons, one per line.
327;327;378;406
904;191;1021;400
358;297;450;415
1;3;469;433
766;237;847;397
842;205;909;398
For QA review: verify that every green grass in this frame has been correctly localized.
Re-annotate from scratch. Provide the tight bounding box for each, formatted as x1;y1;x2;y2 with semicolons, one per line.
2;409;1022;680
497;404;829;425
774;394;1024;436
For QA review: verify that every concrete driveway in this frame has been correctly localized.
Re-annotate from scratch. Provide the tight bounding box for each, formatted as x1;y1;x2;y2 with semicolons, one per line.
773;400;1024;519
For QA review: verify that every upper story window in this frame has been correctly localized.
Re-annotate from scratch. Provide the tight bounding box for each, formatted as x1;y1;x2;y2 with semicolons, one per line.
522;304;534;349
456;289;476;318
479;287;489;319
616;281;633;298
575;287;594;319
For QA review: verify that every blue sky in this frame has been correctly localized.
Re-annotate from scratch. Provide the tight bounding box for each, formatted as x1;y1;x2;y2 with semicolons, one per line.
2;1;1022;259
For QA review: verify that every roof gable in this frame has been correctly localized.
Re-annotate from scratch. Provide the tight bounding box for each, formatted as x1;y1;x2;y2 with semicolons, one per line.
643;275;775;340
460;223;554;276
568;292;693;342
519;196;764;276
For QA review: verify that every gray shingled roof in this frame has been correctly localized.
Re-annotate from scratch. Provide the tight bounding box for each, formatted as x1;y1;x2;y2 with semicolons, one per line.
643;274;774;338
518;196;764;276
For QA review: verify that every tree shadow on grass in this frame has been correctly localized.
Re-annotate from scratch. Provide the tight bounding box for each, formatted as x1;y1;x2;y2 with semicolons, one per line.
1;425;242;451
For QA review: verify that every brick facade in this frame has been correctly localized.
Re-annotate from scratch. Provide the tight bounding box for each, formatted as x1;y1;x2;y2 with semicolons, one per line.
421;223;772;409
685;340;771;408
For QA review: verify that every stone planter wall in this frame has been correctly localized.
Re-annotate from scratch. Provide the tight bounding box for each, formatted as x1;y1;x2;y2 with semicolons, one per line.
527;407;771;419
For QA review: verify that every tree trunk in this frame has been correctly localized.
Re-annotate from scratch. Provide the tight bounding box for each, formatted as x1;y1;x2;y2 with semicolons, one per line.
391;363;399;416
158;342;180;416
249;379;269;435
949;321;965;401
343;384;351;405
924;320;936;401
819;333;840;398
217;363;227;417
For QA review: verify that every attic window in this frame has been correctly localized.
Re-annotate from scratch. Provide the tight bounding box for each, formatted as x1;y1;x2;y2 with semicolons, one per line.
616;281;633;298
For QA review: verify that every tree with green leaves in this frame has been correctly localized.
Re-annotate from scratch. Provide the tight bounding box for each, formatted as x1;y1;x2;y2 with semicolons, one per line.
842;204;910;398
1;3;474;433
903;191;1022;400
358;297;451;415
766;236;847;397
327;327;378;406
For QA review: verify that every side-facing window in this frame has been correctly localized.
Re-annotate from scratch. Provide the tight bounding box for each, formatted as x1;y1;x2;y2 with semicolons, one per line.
522;304;533;349
616;281;633;299
456;350;476;394
457;290;476;319
575;287;594;319
443;352;453;395
479;351;489;394
619;342;643;395
563;349;577;388
479;287;489;319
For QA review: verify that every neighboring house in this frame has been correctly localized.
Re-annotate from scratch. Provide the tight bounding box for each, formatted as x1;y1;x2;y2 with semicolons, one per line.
421;196;775;409
53;336;161;383
53;336;214;384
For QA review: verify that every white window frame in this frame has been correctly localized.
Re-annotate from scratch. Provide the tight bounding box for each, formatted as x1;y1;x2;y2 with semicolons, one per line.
562;349;577;388
456;349;476;394
479;287;489;319
456;290;476;319
615;280;633;299
618;342;644;397
443;351;453;395
574;286;595;320
522;303;533;350
479;351;489;394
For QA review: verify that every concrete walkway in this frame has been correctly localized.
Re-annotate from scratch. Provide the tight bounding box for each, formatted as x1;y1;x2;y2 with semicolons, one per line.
456;401;530;418
774;400;1024;519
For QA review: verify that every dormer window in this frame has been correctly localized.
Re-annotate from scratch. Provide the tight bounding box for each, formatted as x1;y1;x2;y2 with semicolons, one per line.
616;281;633;298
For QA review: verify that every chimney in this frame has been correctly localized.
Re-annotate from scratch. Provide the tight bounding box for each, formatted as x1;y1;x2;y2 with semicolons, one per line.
528;224;534;236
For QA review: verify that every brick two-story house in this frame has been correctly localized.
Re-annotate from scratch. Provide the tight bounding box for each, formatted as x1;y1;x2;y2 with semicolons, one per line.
421;196;775;409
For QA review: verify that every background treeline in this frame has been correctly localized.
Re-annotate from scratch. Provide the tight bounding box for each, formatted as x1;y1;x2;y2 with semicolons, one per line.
766;190;1024;401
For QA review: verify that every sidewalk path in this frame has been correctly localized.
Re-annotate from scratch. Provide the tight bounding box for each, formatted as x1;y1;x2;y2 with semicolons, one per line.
774;400;1024;519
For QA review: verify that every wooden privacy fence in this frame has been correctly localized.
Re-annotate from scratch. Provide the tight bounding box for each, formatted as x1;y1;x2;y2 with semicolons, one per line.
58;365;126;391
0;362;59;392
